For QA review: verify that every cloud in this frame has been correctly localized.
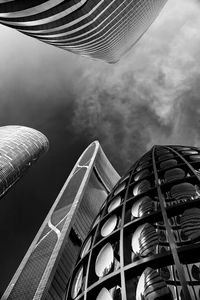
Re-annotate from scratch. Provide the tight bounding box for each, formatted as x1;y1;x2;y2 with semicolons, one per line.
72;0;200;173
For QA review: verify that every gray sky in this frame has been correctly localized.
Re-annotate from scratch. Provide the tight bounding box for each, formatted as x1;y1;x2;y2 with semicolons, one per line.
0;0;200;295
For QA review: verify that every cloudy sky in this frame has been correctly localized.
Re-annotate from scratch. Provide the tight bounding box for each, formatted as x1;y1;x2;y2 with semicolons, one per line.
0;0;200;295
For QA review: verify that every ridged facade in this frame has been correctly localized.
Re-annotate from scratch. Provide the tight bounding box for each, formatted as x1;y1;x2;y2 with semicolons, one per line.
0;0;167;62
66;145;200;300
0;125;48;198
1;141;120;300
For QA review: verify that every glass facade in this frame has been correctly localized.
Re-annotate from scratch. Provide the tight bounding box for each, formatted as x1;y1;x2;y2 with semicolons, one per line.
0;125;48;198
66;145;200;300
0;0;167;62
1;141;120;300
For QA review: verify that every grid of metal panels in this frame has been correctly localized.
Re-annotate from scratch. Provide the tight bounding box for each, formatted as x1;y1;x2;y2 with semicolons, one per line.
0;0;167;62
66;145;200;300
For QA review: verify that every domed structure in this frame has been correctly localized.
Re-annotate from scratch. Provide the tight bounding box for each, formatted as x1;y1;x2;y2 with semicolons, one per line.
66;145;200;300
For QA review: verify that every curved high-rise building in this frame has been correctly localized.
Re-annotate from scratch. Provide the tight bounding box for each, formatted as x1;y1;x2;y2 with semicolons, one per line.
0;0;168;62
0;125;48;198
1;141;120;300
66;145;200;300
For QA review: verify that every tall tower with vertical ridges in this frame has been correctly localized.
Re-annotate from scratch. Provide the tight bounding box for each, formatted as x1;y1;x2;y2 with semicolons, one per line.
66;145;200;300
0;125;48;198
0;0;167;62
1;141;120;300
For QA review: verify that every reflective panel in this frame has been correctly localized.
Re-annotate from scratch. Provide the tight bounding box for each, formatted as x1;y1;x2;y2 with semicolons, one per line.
182;150;198;155
158;153;174;162
191;264;200;281
134;169;150;181
93;215;101;228
156;149;170;155
80;236;92;258
160;159;177;169
108;196;121;213
180;208;200;240
131;196;154;218
164;168;185;183
114;183;126;196
159;230;167;242
71;266;83;299
133;180;151;196
132;223;158;257
136;163;149;171
101;215;118;237
175;147;191;151
160;266;171;280
136;268;171;300
95;243;114;278
170;183;196;200
189;154;200;162
96;287;112;300
138;161;150;168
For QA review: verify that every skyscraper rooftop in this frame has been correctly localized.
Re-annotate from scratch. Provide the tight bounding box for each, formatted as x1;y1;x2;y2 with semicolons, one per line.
0;0;168;62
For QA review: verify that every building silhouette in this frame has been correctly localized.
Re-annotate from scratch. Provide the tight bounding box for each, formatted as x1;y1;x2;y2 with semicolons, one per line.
0;0;167;62
3;142;200;300
0;125;48;199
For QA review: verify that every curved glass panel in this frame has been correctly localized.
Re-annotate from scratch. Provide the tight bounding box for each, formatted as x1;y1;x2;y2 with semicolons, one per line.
175;147;191;151
71;266;83;299
134;169;150;181
182;150;198;155
136;268;171;300
108;196;121;213
136;163;150;171
160;266;171;280
114;183;126;196
101;215;118;237
133;180;151;196
80;236;92;258
131;223;158;257
95;243;114;278
180;208;200;240
96;288;113;300
189;154;200;162
156;149;170;155
93;215;101;229
191;264;200;281
170;183;196;200
158;153;174;162
159;230;167;242
164;168;185;183
160;159;177;169
131;196;154;218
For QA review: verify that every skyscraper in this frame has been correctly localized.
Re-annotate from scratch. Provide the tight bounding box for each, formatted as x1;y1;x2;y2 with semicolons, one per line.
0;0;168;62
3;143;200;300
65;145;200;300
0;125;48;199
1;141;120;300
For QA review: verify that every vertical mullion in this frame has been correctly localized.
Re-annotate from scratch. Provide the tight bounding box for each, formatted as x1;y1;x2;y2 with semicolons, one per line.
120;160;141;300
152;146;192;300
